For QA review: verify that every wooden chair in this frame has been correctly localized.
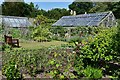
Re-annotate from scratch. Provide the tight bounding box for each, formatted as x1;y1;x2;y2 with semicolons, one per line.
4;35;19;47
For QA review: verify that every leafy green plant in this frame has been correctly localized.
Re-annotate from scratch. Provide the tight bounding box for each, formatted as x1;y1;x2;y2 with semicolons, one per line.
80;27;118;62
73;26;120;78
46;50;76;79
2;47;76;78
3;61;22;80
83;66;102;78
2;43;12;51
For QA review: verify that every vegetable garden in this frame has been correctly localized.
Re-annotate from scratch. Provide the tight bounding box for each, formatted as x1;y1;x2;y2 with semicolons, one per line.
1;24;120;79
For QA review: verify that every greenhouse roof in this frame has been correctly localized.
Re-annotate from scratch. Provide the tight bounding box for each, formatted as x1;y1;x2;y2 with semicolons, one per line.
52;11;111;27
1;16;32;28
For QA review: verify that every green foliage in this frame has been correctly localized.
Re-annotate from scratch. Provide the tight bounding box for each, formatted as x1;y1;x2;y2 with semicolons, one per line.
2;1;120;19
0;25;3;41
34;15;56;26
2;25;120;78
33;15;57;41
107;2;120;19
112;26;120;55
83;66;102;78
69;2;93;14
117;19;120;25
37;8;70;20
47;50;76;78
34;15;48;25
68;26;108;46
2;2;37;17
9;28;21;38
2;47;76;78
2;43;12;51
89;3;109;13
69;2;120;19
32;24;52;42
68;36;83;44
22;26;34;40
6;28;33;40
0;25;3;33
2;59;22;80
2;48;49;77
51;26;67;37
73;26;120;78
61;43;74;49
46;8;70;20
80;27;117;61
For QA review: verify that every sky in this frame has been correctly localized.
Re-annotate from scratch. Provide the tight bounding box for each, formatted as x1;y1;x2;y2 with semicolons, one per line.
0;0;73;11
33;2;72;11
25;0;74;11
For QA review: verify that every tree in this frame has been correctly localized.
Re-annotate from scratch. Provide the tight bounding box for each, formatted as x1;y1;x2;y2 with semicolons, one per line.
2;2;38;17
69;1;120;19
89;3;109;13
29;2;36;17
109;2;120;19
32;15;57;41
46;8;70;20
34;15;56;26
89;2;120;19
37;9;47;16
69;2;93;14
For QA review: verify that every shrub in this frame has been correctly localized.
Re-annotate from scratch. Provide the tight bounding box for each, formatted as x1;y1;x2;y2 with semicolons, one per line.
80;27;118;62
32;25;52;42
74;26;120;78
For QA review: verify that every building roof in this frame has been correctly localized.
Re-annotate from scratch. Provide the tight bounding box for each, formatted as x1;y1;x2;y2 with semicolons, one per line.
52;11;112;27
0;16;32;28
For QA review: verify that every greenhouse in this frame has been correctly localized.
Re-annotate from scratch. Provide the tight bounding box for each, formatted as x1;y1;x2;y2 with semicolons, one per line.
1;16;32;28
0;16;32;35
53;11;117;27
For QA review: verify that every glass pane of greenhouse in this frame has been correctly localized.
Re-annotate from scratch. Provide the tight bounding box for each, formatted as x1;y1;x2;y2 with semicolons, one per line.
53;12;110;27
2;16;32;27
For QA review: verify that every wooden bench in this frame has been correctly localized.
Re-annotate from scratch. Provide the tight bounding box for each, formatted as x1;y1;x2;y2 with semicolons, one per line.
4;35;19;47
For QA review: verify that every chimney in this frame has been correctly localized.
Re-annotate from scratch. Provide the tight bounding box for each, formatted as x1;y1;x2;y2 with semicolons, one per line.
70;10;76;16
73;11;76;16
70;10;73;15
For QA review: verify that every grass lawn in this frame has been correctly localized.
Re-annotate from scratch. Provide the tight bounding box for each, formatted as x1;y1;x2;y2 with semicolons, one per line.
19;40;67;49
